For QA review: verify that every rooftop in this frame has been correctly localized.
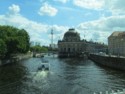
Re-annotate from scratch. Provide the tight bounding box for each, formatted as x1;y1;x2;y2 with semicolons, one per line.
64;28;79;37
109;31;125;38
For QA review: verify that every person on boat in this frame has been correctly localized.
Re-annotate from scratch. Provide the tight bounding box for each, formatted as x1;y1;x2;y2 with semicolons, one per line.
42;65;45;68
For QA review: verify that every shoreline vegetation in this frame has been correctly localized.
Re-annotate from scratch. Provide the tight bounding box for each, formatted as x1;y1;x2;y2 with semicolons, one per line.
0;25;48;66
0;25;30;65
0;25;30;59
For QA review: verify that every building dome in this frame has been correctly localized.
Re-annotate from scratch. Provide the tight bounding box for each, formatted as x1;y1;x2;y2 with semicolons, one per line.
63;28;80;41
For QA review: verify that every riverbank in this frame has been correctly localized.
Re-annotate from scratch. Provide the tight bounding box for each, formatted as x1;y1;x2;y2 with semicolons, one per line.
13;52;33;60
89;54;125;71
0;52;33;66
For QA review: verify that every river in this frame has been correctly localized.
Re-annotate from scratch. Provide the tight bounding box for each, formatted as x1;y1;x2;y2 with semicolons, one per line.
0;54;125;94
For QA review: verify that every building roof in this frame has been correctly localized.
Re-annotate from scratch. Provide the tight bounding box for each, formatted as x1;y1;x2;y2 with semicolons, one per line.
64;28;80;37
111;31;121;36
108;31;125;39
61;28;81;41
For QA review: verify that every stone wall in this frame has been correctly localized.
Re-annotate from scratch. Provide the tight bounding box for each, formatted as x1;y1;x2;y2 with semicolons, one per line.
89;54;125;71
0;53;33;66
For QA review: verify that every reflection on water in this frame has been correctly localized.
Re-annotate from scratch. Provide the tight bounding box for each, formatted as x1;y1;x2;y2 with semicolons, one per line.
0;55;125;94
0;62;27;94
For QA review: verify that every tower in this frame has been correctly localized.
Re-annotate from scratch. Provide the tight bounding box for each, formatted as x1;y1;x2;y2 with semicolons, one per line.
51;29;53;49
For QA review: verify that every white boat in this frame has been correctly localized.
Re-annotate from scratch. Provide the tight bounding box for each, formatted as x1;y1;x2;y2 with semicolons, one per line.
38;62;49;71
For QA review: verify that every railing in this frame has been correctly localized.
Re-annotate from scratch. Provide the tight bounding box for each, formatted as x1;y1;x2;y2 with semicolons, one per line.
94;89;125;94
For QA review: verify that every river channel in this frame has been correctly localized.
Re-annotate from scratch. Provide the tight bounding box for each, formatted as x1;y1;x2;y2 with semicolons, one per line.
0;55;125;94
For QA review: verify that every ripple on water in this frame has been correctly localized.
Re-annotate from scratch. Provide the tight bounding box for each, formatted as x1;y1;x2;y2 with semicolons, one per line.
1;56;125;94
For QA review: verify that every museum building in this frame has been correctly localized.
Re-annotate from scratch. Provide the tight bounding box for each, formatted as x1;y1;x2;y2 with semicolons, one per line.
58;28;86;57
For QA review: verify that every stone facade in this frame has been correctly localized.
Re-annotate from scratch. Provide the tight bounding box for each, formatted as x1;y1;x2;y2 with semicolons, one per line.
58;28;86;57
86;42;107;54
108;31;125;56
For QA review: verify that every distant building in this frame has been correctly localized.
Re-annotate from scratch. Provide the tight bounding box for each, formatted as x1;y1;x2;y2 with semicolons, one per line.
86;41;108;54
108;31;125;56
50;44;58;49
58;28;86;57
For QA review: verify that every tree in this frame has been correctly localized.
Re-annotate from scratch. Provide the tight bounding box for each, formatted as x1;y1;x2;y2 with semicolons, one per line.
0;39;7;58
30;45;48;53
17;29;30;52
0;25;30;58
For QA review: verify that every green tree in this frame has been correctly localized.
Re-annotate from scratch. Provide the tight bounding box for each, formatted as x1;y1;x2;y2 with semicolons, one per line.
6;37;19;54
17;29;30;52
0;25;30;58
30;45;48;53
0;39;7;58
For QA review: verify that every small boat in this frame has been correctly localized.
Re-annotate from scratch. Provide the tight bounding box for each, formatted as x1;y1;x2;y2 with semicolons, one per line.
38;63;49;71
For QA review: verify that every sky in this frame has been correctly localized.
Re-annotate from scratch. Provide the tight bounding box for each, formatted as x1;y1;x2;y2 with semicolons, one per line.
0;0;125;46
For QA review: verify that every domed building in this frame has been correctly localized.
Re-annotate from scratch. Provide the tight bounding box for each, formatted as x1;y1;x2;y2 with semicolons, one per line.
58;28;86;57
63;29;80;42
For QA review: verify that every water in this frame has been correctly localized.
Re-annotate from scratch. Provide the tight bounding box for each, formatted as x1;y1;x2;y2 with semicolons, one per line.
0;55;125;94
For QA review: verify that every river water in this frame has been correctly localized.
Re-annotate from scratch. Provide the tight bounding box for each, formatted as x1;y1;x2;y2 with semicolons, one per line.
0;55;125;94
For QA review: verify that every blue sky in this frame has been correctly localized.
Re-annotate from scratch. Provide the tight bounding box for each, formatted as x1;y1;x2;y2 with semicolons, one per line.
0;0;125;46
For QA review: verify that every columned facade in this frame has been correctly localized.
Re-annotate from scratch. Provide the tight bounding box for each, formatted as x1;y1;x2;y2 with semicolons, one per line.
58;28;86;57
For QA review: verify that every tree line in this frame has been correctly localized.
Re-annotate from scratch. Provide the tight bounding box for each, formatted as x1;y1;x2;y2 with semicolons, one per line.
0;25;30;59
30;45;48;53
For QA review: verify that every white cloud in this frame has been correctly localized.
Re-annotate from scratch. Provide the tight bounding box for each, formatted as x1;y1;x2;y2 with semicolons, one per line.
73;0;104;10
78;15;125;31
38;3;58;16
73;0;125;15
0;14;50;44
76;27;108;43
1;2;125;45
54;0;68;3
76;15;125;43
107;0;125;15
51;25;68;34
0;4;67;46
8;4;20;14
1;12;124;45
47;25;69;43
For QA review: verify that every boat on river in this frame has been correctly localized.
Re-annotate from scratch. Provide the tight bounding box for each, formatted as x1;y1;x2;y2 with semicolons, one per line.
38;60;49;71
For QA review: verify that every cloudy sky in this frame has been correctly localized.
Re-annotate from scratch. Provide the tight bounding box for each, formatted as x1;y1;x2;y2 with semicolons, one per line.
0;0;125;46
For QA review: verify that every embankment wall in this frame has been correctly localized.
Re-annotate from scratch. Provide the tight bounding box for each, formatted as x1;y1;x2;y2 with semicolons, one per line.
89;54;125;71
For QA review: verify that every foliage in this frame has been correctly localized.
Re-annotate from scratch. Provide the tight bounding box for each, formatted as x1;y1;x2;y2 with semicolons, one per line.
0;39;7;58
30;45;48;53
0;25;30;58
